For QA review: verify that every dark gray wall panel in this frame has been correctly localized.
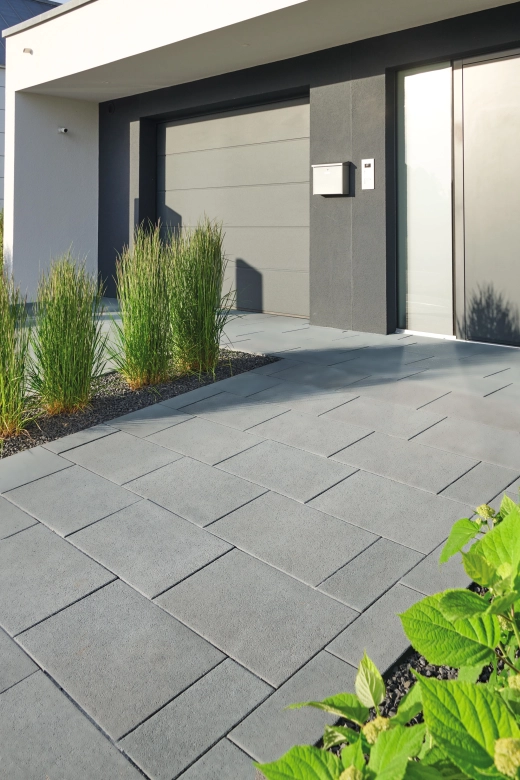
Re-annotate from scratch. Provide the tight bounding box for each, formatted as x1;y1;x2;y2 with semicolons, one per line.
223;227;309;273
223;264;309;317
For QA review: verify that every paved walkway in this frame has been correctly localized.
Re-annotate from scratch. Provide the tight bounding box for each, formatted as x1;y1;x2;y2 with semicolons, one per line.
2;312;520;779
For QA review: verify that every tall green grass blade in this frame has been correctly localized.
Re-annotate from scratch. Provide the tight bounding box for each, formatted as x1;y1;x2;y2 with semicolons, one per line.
0;271;31;438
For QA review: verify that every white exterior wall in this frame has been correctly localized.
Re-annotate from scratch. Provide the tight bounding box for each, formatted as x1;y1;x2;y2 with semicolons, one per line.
0;67;5;209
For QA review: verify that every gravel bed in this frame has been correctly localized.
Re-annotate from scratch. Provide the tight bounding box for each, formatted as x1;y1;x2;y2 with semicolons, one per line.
0;350;277;459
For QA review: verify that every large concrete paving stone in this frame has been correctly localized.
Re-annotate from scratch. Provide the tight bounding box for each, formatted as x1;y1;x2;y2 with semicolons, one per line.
178;739;256;780
229;651;357;763
309;470;471;554
147;417;262;465
327;584;423;673
273;362;370;389
318;538;423;611
181;392;290;431
440;461;519;507
0;629;37;694
43;424;118;454
0;524;114;635
205;373;283;397
217;439;355;503
126;457;266;526
331;431;478;494
63;430;181;485
252;358;303;376
71;500;232;598
354;376;450;409
322;396;445;440
423;389;520;432
18;580;224;740
121;659;272;780
0;496;37;539
401;542;471;595
157;550;356;688
0;446;70;494
5;465;140;536
0;673;141;779
210;491;377;586
106;403;193;438
160;384;225;409
250;382;360;417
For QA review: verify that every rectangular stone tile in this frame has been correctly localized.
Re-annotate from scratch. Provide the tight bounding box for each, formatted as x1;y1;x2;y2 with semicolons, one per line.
422;390;520;432
273;362;371;389
0;673;142;780
440;462;519;507
157;550;356;688
229;651;357;764
217;440;355;503
71;500;231;598
332;432;477;493
252;358;301;375
0;447;70;494
0;524;114;635
5;466;140;537
181;392;290;431
416;370;512;396
280;344;368;366
318;538;423;611
121;659;272;780
327;584;422;673
179;739;256;780
401;542;471;596
147;417;261;465
160;384;226;409
126;457;266;526
354;376;450;408
323;396;445;440
207;373;283;397
248;411;372;457
19;580;224;740
309;470;472;554
106;403;193;438
250;382;360;417
0;629;37;694
42;424;118;454
63;430;181;485
0;497;37;539
414;417;520;471
211;492;377;586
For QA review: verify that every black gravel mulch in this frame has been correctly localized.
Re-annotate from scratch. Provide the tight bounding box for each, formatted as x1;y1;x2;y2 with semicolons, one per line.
1;350;278;459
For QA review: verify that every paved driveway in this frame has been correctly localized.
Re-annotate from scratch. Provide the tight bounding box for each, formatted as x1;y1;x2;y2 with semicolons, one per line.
1;312;520;779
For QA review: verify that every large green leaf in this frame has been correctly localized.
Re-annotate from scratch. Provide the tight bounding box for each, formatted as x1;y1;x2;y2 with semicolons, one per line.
368;724;425;780
400;594;500;667
440;519;481;564
255;746;341;780
457;665;484;684
439;590;488;622
487;592;520;616
355;652;386;709
419;676;520;780
288;693;369;726
473;508;520;575
461;551;497;588
341;740;365;771
393;683;423;726
404;764;445;780
322;725;362;750
420;748;469;780
499;494;518;519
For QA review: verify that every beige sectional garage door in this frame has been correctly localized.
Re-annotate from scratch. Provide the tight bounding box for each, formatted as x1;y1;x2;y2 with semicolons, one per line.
157;99;310;316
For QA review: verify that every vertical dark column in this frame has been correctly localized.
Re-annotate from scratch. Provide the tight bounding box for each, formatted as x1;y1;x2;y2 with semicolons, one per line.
129;118;157;240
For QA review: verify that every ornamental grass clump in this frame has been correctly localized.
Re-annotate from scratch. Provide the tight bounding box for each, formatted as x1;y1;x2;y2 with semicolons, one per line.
29;256;106;415
111;224;172;389
169;218;234;375
0;271;30;437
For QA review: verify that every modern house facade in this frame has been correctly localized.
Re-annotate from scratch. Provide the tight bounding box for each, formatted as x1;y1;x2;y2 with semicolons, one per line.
3;0;520;345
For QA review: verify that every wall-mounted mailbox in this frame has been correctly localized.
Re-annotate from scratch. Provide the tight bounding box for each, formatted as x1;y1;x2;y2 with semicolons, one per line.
312;162;350;196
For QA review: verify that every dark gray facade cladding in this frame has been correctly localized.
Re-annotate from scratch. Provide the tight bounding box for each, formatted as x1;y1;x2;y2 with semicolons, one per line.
98;2;520;331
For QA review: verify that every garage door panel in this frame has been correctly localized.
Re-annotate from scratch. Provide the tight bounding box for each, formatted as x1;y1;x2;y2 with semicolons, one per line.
158;101;310;156
223;265;309;317
158;183;310;229
223;227;309;273
157;138;310;191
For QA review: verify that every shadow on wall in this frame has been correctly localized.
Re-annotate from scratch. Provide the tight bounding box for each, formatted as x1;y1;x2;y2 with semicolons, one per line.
236;259;263;312
159;206;183;238
463;282;520;346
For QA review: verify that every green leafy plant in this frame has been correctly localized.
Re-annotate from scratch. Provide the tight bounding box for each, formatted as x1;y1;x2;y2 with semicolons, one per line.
29;255;106;414
0;270;31;438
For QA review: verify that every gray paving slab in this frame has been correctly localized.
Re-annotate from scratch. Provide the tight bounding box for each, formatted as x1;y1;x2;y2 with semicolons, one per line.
0;446;70;494
106;403;193;438
332;431;478;493
440;461;519;507
156;550;357;688
309;470;472;554
0;496;37;539
0;673;142;780
252;358;302;375
278;344;368;366
422;390;520;432
249;382;360;416
414;417;520;471
411;371;512;397
354;376;450;408
63;430;181;485
327;584;423;673
273;362;371;389
179;739;256;780
147;417;262;465
5;465;140;536
322;396;445;440
160;383;227;409
401;543;471;595
248;410;372;457
217;440;356;502
43;424;118;454
19;580;224;740
121;659;272;780
0;629;37;694
210;492;377;586
318;538;423;611
181;392;290;431
230;651;357;764
71;500;231;598
0;524;114;635
205;372;283;397
126;457;266;526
